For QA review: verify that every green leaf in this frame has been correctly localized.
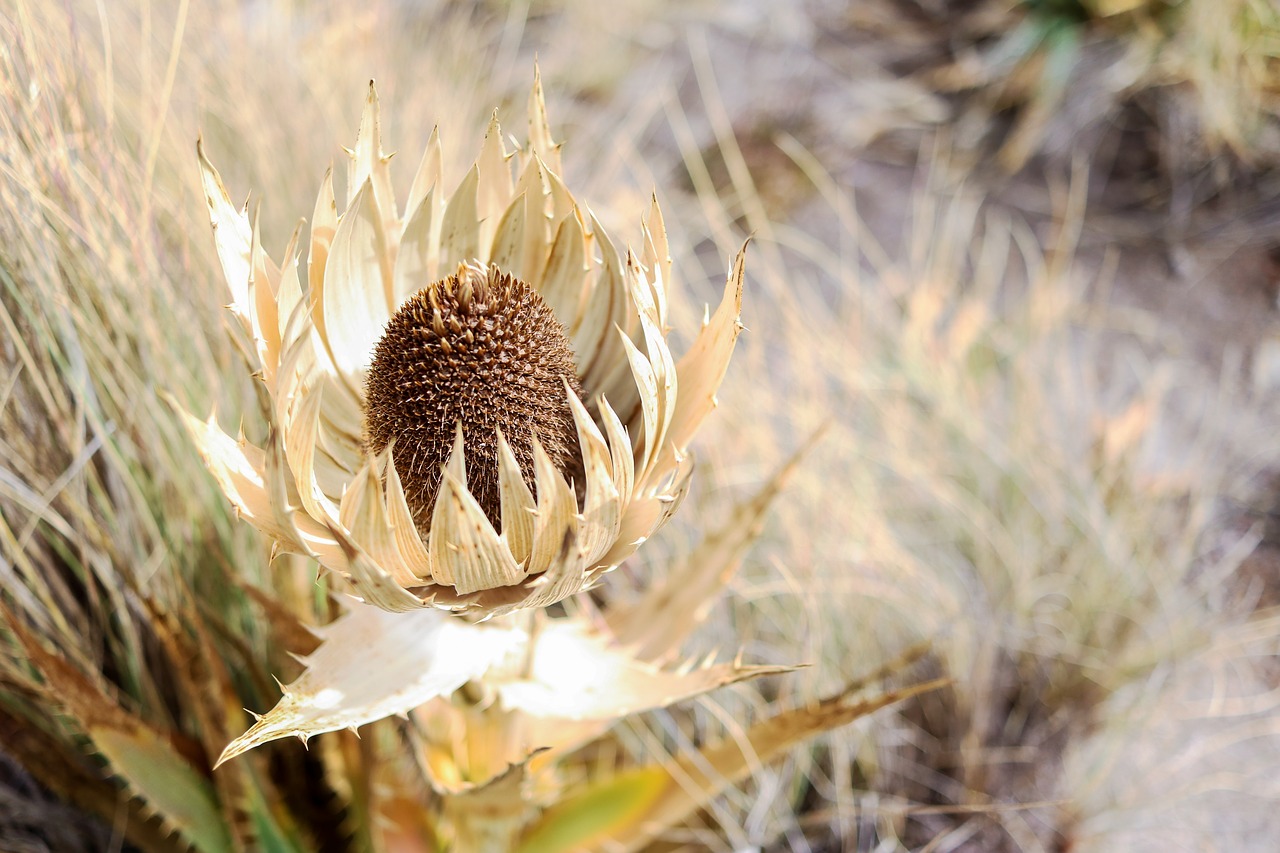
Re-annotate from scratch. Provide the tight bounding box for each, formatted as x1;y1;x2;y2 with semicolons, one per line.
90;726;234;853
513;770;668;853
11;617;234;852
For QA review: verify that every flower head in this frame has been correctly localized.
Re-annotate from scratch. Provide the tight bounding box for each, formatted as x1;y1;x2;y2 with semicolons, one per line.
186;75;746;619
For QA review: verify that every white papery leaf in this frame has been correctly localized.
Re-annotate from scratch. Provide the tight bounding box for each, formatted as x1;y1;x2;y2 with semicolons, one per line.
493;619;796;721
216;607;523;764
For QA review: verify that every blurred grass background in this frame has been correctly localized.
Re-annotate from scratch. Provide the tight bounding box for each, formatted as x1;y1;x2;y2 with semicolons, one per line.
2;0;1280;850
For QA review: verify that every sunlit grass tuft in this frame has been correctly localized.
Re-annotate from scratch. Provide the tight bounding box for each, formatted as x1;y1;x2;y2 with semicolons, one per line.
647;83;1280;845
887;0;1280;180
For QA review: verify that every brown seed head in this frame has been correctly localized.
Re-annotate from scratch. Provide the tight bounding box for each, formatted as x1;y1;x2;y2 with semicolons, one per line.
363;263;583;529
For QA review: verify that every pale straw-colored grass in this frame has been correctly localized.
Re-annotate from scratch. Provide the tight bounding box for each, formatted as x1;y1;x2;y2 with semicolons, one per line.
640;76;1280;845
3;1;1280;851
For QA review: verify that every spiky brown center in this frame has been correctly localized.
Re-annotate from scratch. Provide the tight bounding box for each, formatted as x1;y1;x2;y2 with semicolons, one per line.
363;264;583;530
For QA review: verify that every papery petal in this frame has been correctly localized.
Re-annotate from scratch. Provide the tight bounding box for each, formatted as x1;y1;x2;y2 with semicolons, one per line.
507;157;554;284
439;166;480;267
260;453;350;576
339;460;423;587
635;310;677;488
496;429;536;565
282;381;339;523
250;376;349;560
476;112;512;255
566;389;620;565
659;243;747;473
602;454;694;569
594;223;639;374
542;166;577;242
404;126;442;231
607;251;667;421
425;427;467;586
598;397;634;522
572;214;628;389
527;63;562;175
428;437;525;595
538;210;587;329
321;180;393;385
384;453;434;580
640;195;672;329
488;191;527;277
244;210;283;393
177;409;298;548
621;250;658;330
216;606;523;764
329;523;431;612
526;437;580;580
275;224;305;349
196;138;252;328
263;425;303;548
395;186;441;308
316;408;363;480
619;331;660;478
276;301;364;454
347;81;398;235
514;524;583;613
307;166;337;344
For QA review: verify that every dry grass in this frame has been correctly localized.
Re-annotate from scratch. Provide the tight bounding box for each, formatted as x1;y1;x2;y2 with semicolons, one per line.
671;148;1280;848
2;0;1280;851
884;0;1280;194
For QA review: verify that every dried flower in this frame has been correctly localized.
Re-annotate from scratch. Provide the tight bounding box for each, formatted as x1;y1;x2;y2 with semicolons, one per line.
184;74;745;619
